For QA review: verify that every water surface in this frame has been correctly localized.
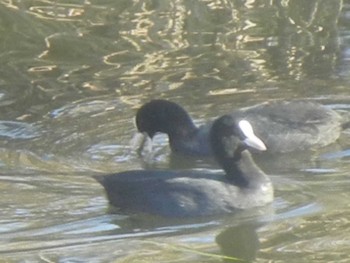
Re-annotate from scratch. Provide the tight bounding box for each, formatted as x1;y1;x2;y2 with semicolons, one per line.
1;0;350;262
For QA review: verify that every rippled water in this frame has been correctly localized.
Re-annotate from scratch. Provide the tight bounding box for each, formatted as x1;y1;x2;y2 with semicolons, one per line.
1;0;350;262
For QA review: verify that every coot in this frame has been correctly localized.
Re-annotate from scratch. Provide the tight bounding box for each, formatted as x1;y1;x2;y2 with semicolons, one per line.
95;115;273;218
134;99;343;155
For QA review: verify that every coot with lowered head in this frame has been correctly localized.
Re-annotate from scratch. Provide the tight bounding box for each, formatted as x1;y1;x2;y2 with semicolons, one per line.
95;115;273;218
134;99;343;156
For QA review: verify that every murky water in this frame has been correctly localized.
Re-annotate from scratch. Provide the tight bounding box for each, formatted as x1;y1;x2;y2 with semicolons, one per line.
1;0;350;262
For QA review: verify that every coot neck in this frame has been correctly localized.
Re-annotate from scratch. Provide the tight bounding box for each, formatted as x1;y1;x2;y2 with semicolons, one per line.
220;150;267;189
167;120;198;140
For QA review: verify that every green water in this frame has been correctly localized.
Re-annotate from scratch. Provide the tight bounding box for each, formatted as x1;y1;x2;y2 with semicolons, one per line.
0;0;350;262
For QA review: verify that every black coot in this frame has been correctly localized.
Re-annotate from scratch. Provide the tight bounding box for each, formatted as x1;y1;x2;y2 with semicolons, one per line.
134;99;343;156
95;115;273;218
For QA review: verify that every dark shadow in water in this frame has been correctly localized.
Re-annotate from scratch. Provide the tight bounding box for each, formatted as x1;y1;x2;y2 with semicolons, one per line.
103;207;267;262
216;224;260;262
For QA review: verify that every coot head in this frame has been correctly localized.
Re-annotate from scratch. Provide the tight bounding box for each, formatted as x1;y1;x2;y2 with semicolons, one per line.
211;115;267;187
210;115;266;158
135;100;197;138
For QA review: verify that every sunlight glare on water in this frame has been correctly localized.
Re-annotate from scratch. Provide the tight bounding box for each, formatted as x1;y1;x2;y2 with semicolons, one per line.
0;0;350;262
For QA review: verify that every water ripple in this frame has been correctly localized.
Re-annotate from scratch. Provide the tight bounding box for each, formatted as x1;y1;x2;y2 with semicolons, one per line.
0;121;41;139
